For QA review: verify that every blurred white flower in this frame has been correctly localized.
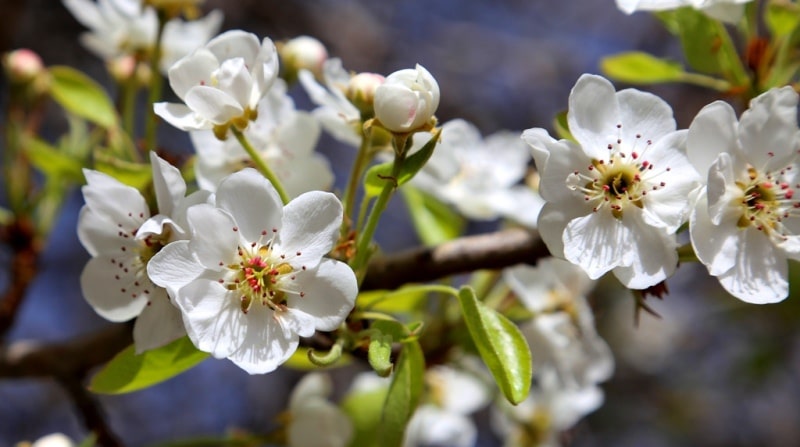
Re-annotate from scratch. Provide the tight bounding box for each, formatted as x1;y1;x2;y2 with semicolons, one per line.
374;64;440;133
687;86;800;304
190;78;334;197
147;169;357;373
280;35;328;81
154;30;278;135
505;258;614;388
63;0;222;72
524;74;701;289
615;0;752;23
18;433;74;447
299;58;363;146
491;367;605;447
78;152;211;352
410;119;544;227
287;373;353;447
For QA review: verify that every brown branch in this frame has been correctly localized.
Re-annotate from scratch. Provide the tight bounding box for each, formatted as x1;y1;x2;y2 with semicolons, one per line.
57;376;124;447
361;227;549;291
0;217;40;339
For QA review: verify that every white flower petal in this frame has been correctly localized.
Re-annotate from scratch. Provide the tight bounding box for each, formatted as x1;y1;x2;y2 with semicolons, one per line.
686;100;739;176
167;47;219;100
522;128;589;203
286;259;357;332
154;102;211;131
277;192;342;269
216;168;284;242
184;86;245;125
563;212;632;279
146;240;207;296
717;228;788;304
537;201;584;259
689;190;739;276
177;279;247;358
739;86;800;169
206;30;261;69
80;256;151;322
616;87;676;143
227;304;298;374
133;293;186;353
150;152;186;217
214;57;253;109
567;74;620;159
187;204;239;269
613;212;677;289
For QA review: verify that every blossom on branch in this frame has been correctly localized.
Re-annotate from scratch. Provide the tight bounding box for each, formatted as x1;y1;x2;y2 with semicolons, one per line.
524;74;701;289
687;86;800;304
77;152;211;352
154;30;279;136
147;169;357;374
374;64;439;133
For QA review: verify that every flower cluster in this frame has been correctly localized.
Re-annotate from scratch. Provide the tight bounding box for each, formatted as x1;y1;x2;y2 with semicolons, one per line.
528;74;800;304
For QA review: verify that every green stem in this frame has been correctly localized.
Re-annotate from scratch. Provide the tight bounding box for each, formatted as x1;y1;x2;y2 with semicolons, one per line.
678;72;732;91
144;13;167;153
231;127;290;204
120;75;138;139
342;127;373;234
351;153;403;273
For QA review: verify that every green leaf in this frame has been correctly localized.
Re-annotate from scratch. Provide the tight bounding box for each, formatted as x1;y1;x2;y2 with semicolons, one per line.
400;186;465;246
657;8;748;83
457;286;531;404
284;347;352;370
379;339;424;447
49;66;118;128
89;336;209;394
93;150;153;190
600;51;685;84
369;333;394;377
766;1;800;38
24;136;85;182
364;129;442;199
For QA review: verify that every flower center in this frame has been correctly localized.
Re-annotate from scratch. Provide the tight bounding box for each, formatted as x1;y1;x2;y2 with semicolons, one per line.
734;163;800;241
567;125;668;219
218;229;305;314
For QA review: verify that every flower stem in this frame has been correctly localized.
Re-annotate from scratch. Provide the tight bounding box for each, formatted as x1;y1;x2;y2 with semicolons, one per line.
143;13;167;153
120;75;138;139
231;127;290;205
351;152;403;273
342;127;373;234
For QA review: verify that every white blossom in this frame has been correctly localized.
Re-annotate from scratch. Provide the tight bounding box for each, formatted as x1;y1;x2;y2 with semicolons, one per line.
154;30;278;134
287;373;353;447
411;119;544;227
374;64;440;133
523;74;701;289
190;78;334;197
505;259;613;388
616;0;753;23
62;0;222;72
147;169;357;373
687;86;800;304
78;152;210;352
299;58;363;146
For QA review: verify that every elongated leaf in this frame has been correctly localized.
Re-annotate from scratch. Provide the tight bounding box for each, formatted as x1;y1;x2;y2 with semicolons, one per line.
457;286;531;404
401;186;465;246
364;129;442;198
24;136;85;182
766;1;800;38
49;66;118;128
89;336;209;394
379;339;424;447
93;150;153;190
601;51;685;84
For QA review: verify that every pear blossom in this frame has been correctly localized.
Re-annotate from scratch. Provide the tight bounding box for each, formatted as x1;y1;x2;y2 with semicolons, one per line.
189;78;334;196
154;30;279;136
286;373;353;447
410;119;544;228
616;0;753;23
374;64;440;133
504;259;613;388
299;58;364;146
687;87;800;304
403;364;491;447
78;152;211;352
279;35;328;81
62;0;222;72
524;74;701;289
23;433;75;447
147;168;357;374
491;367;605;447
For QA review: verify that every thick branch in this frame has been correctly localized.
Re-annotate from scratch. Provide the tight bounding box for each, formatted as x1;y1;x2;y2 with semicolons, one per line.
0;218;40;339
361;227;549;290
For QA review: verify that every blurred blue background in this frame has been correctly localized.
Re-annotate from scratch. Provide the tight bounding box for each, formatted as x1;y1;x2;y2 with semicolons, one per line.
2;0;800;446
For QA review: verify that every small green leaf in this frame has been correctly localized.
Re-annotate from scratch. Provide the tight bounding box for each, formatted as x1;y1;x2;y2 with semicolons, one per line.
553;110;574;142
766;1;800;38
601;51;685;84
457;286;531;404
93;150;153;190
24;136;85;182
401;186;465;246
89;336;209;394
369;333;394;377
49;66;118;128
363;129;442;199
284;347;352;370
379;339;424;447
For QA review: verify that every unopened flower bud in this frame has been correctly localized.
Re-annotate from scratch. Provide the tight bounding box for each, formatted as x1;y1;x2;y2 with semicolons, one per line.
346;72;385;116
106;55;137;83
3;49;44;84
279;35;328;83
374;64;439;133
